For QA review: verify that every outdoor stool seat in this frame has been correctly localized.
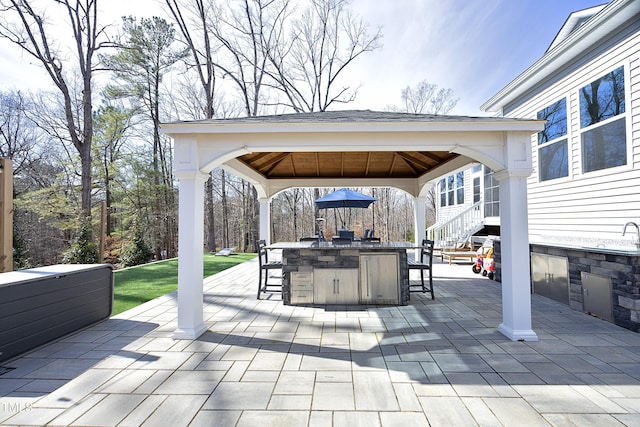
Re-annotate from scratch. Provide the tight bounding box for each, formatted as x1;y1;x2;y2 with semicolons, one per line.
407;239;435;299
256;240;283;299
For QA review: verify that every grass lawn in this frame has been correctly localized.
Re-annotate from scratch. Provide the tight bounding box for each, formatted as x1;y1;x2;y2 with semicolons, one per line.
112;253;257;315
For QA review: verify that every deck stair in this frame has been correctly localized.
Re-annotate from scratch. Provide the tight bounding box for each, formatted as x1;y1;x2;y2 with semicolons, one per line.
427;200;485;251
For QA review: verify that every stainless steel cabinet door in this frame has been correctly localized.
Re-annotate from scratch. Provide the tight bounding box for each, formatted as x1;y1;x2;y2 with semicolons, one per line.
531;253;569;304
314;269;358;304
360;253;399;304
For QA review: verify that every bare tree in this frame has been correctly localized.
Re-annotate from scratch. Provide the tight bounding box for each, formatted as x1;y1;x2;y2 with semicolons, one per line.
165;0;218;119
271;0;382;112
0;91;44;193
208;0;291;116
389;79;459;115
0;0;108;219
164;0;222;252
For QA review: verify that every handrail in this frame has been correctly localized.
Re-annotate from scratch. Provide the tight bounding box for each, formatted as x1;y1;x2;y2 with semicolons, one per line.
427;200;485;248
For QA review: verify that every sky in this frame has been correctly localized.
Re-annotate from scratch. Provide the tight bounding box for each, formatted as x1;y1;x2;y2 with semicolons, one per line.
0;0;608;116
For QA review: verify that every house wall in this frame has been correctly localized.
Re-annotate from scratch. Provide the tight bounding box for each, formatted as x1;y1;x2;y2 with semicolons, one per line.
502;18;640;245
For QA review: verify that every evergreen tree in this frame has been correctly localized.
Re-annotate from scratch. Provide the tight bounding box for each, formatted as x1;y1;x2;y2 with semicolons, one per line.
64;219;99;264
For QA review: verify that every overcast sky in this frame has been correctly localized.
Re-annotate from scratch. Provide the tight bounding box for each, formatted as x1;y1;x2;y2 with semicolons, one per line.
0;0;607;116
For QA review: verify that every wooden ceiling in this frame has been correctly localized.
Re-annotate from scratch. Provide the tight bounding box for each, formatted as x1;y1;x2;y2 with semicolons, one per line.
237;150;459;179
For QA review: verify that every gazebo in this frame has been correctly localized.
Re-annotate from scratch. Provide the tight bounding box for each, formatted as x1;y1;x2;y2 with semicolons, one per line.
161;110;544;342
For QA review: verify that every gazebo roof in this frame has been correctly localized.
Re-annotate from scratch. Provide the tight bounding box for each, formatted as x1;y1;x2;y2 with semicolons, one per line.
163;110;543;191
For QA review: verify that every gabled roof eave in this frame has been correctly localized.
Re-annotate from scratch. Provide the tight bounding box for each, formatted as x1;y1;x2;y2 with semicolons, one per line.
481;0;639;113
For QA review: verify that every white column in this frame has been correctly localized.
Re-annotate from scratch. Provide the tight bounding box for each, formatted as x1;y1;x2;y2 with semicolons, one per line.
172;170;208;340
414;197;427;256
259;197;271;245
495;170;538;342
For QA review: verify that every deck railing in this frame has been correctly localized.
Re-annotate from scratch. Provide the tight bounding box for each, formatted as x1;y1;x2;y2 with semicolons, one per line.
427;200;485;248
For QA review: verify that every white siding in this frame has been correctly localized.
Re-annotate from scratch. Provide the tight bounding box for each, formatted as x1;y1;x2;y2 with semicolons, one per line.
505;29;640;243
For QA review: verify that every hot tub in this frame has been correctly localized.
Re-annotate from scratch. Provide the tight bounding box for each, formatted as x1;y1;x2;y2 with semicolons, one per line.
0;264;113;363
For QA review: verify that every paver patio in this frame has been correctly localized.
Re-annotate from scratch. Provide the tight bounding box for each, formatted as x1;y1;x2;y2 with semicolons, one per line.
2;257;640;426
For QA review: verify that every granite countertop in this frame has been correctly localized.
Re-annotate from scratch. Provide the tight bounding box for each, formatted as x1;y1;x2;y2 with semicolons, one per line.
268;241;418;250
530;241;640;256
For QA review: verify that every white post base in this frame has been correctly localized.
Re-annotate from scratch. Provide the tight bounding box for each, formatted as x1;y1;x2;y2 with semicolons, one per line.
172;323;208;340
498;323;538;342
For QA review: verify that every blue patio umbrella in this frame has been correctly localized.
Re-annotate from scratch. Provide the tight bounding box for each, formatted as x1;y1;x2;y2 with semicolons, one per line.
314;188;378;232
314;188;377;209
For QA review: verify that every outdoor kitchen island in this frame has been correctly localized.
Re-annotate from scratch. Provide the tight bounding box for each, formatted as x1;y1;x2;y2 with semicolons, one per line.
270;241;412;306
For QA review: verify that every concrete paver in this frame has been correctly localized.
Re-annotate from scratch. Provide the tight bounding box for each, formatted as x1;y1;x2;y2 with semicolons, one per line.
2;259;640;425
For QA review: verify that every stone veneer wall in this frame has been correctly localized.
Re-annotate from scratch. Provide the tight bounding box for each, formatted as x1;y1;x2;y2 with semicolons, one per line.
530;244;640;332
495;241;640;332
493;240;502;283
281;246;410;305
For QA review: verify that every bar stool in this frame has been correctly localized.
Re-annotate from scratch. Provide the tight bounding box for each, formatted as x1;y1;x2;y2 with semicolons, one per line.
256;240;283;299
407;239;435;299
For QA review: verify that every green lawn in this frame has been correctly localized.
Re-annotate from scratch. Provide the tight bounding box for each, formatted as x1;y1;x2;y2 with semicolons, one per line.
112;253;257;315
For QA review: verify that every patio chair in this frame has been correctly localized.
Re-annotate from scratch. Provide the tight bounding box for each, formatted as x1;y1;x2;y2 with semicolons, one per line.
407;239;435;299
256;240;283;299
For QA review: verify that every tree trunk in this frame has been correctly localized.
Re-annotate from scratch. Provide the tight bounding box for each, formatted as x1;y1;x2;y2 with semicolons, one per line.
205;175;216;252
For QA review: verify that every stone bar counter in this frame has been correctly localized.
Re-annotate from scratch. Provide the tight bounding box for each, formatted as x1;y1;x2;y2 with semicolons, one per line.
268;241;412;306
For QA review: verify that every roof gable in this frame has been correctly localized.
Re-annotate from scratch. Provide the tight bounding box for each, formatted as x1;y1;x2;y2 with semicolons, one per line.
547;4;607;52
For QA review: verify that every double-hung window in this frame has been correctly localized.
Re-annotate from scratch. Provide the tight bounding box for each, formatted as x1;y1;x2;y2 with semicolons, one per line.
579;65;627;173
438;171;464;207
537;98;568;181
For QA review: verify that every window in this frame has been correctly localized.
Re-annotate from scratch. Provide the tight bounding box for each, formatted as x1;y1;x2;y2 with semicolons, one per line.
447;175;454;206
537;98;568;181
484;167;499;217
473;177;480;203
456;171;464;205
579;65;626;173
439;172;464;207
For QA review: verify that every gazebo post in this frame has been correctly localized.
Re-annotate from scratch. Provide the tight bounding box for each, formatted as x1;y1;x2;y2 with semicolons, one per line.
413;196;427;256
495;145;538;341
172;170;208;340
258;197;271;245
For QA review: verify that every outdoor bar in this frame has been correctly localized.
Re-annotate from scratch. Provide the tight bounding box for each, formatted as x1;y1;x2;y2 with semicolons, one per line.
271;240;411;306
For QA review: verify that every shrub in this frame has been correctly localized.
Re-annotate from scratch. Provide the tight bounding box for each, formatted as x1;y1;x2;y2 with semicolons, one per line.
64;219;99;264
120;225;154;267
103;235;125;265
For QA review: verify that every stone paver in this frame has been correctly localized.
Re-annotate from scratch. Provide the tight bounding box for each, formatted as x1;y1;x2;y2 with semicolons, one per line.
2;259;640;425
